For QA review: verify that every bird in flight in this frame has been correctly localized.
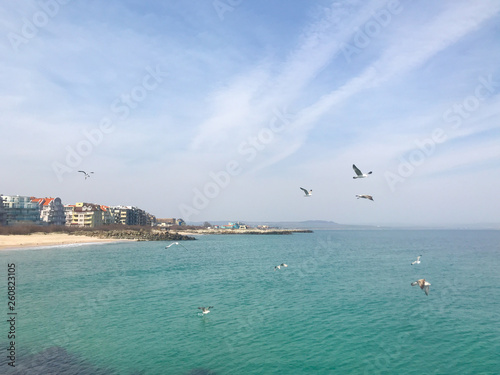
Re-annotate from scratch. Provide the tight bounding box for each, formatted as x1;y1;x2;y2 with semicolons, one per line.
356;194;374;201
300;187;312;197
274;263;288;271
78;170;94;180
411;279;431;295
198;306;214;314
411;255;422;265
352;164;372;179
165;242;187;250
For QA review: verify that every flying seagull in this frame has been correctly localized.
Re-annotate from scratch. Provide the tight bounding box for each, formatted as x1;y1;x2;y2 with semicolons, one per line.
274;263;288;271
198;306;214;314
300;187;312;197
411;255;422;265
78;170;94;179
165;242;187;250
411;279;431;296
352;164;372;179
356;194;374;201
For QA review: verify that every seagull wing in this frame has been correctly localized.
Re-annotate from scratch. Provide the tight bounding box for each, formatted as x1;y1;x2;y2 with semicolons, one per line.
300;187;308;195
352;164;363;176
424;285;430;295
416;256;421;261
78;170;86;174
411;281;419;286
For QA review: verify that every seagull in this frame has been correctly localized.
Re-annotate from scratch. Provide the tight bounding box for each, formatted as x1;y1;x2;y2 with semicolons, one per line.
78;170;94;179
356;194;374;201
300;187;312;197
274;263;288;271
198;306;214;314
165;242;187;249
411;255;422;265
411;279;431;295
352;164;372;179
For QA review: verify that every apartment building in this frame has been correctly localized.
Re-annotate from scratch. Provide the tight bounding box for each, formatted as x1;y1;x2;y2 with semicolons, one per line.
31;197;66;226
68;202;104;228
2;195;41;225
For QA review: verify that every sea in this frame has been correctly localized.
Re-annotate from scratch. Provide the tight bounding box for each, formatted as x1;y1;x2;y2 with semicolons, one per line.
0;230;499;375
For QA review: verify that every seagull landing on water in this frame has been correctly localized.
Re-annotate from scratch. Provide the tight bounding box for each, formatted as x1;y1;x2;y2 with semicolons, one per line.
78;170;94;180
411;255;422;265
356;194;374;201
274;263;288;271
198;306;214;314
300;187;312;197
411;279;431;295
352;164;372;179
165;242;187;250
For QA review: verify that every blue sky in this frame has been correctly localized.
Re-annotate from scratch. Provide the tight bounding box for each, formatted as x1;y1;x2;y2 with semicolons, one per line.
1;0;500;226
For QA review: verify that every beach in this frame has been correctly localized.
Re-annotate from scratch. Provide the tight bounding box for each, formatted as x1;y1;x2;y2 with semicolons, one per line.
0;233;129;250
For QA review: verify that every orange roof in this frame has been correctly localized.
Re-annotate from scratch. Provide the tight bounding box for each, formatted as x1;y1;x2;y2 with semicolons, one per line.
31;197;55;206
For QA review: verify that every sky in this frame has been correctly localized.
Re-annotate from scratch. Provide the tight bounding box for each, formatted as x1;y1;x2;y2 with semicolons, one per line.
1;0;500;227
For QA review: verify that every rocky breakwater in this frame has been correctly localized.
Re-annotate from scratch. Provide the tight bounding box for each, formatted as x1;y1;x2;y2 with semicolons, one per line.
70;229;196;241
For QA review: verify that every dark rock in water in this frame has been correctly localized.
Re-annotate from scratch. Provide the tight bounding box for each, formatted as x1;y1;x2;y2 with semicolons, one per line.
70;229;196;241
0;346;117;375
187;369;217;375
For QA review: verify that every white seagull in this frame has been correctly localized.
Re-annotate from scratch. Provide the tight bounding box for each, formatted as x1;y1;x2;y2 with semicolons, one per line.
165;242;187;249
411;279;431;296
352;164;372;179
411;255;422;265
356;194;374;201
274;263;288;271
198;306;214;314
78;170;94;179
300;187;312;197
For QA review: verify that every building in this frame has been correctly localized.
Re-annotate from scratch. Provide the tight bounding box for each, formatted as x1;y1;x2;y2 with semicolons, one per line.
67;202;104;227
214;222;248;229
157;218;185;227
31;197;66;226
0;195;6;226
100;205;115;225
109;206;156;226
2;195;41;225
64;205;75;226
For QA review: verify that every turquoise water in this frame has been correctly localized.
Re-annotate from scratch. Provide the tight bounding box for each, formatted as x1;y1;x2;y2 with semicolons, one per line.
1;230;499;374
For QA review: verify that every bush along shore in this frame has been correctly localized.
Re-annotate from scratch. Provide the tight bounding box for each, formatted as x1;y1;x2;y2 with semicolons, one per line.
69;229;196;241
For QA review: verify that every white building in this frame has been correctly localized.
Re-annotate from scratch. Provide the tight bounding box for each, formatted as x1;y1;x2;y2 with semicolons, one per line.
31;197;66;226
2;195;41;225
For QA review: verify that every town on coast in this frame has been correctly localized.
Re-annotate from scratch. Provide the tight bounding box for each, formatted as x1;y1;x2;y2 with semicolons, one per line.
0;194;311;249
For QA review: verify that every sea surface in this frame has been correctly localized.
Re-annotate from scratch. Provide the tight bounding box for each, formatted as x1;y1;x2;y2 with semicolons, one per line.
0;230;499;375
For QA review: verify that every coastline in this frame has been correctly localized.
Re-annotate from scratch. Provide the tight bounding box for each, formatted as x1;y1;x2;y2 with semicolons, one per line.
0;233;133;250
177;228;313;235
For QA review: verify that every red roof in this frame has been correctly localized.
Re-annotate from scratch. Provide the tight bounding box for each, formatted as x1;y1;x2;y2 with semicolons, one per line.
31;197;56;206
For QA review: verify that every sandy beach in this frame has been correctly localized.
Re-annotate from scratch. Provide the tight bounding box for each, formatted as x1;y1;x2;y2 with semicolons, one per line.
0;233;130;250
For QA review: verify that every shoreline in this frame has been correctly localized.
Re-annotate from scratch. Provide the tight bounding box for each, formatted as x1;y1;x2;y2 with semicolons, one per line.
0;228;311;250
0;233;134;250
177;228;313;235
